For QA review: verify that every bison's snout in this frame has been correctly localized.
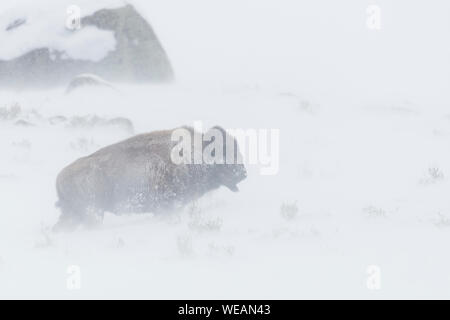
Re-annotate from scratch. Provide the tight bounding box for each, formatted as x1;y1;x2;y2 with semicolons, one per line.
225;182;240;192
221;164;247;192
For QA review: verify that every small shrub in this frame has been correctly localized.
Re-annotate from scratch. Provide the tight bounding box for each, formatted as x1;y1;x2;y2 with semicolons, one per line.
0;103;21;121
362;206;387;218
420;167;445;185
115;237;125;248
12;140;31;149
34;225;53;249
188;215;223;233
177;235;194;257
187;202;222;233
68;115;134;134
299;100;319;114
280;202;299;221
428;167;444;181
207;242;235;257
70;138;97;153
433;213;450;227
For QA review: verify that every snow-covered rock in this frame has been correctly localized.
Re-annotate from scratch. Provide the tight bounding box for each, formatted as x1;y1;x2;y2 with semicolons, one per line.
65;73;115;94
0;0;174;88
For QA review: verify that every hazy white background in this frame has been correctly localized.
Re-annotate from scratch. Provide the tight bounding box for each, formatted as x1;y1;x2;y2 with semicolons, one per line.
0;0;450;299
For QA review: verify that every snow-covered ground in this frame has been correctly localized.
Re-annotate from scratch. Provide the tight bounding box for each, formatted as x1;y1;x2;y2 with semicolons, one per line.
1;0;450;299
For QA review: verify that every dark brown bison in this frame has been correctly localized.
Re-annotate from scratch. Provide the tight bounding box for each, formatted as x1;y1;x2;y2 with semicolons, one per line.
53;126;247;232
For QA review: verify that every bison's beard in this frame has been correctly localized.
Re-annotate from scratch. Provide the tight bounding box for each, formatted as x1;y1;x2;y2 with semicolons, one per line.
223;182;239;192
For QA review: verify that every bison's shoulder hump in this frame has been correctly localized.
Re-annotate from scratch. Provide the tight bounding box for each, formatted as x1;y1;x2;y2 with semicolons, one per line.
87;130;176;158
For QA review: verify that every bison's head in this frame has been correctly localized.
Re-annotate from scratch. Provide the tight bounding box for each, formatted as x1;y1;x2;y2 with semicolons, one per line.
203;126;247;192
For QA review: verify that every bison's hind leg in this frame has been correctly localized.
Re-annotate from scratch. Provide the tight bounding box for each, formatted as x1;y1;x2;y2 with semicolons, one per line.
52;206;84;233
53;203;104;233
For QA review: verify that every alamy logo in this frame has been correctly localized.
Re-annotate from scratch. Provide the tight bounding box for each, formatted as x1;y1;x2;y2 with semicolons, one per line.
171;121;280;175
67;265;81;290
66;5;82;31
366;5;382;30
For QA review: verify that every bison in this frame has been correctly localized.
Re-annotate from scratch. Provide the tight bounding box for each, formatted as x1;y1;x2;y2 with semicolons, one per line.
53;126;247;232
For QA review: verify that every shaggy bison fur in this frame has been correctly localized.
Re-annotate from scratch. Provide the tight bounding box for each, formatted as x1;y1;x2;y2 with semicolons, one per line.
53;126;247;231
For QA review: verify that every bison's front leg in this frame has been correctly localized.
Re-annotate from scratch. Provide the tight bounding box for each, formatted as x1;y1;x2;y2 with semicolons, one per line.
53;204;104;232
81;206;105;229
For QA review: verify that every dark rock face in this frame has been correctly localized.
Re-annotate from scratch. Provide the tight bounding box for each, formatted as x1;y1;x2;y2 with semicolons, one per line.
53;126;247;232
0;4;174;88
